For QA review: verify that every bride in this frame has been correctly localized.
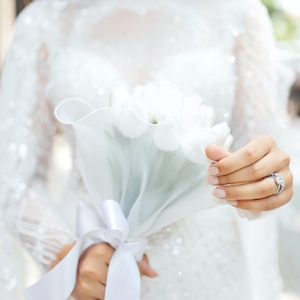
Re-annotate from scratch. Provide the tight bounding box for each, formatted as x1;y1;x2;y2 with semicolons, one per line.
0;0;294;299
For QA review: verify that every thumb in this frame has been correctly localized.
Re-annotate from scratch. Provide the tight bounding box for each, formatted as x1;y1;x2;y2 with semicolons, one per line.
138;254;158;278
205;144;230;162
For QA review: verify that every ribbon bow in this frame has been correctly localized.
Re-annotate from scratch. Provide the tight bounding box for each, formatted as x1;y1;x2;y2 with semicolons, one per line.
24;200;148;300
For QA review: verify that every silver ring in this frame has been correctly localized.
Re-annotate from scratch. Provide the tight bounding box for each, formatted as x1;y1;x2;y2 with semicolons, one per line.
267;172;285;195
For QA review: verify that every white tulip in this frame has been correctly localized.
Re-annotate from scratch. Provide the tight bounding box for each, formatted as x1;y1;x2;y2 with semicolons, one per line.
110;83;232;159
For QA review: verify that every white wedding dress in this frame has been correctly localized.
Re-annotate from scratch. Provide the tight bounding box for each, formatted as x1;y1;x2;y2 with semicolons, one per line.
0;0;292;299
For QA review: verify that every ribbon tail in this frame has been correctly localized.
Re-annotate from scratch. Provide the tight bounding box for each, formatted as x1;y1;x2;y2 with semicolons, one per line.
105;245;141;300
23;241;81;300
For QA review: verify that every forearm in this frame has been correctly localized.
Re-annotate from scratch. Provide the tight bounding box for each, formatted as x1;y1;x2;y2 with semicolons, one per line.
49;242;76;269
7;185;76;269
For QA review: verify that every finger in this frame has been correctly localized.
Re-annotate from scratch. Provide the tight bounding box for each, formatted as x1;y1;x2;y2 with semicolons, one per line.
230;185;293;211
80;243;115;266
212;168;292;201
90;243;115;264
138;254;158;278
72;294;98;300
210;135;274;176
74;276;106;299
210;148;290;185
78;243;114;285
78;259;109;286
205;144;230;162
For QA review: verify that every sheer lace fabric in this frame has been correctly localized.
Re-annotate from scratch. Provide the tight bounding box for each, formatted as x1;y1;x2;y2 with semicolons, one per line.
0;0;286;298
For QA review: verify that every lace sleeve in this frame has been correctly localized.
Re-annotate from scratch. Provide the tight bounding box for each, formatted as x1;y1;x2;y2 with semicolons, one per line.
230;0;290;150
0;3;75;270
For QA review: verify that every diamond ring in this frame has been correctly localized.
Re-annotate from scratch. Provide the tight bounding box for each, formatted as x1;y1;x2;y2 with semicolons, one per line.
267;172;285;195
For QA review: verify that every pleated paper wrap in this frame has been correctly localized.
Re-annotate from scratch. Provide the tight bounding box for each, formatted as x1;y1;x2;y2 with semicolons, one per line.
25;85;232;300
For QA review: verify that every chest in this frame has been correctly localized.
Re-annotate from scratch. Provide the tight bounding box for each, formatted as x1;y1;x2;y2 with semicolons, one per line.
46;1;240;122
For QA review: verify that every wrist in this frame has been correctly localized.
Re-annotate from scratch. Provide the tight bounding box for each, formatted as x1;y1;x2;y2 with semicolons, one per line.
49;241;76;269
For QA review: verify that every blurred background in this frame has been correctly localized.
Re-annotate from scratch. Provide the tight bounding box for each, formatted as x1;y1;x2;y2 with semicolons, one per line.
0;0;31;63
0;0;300;299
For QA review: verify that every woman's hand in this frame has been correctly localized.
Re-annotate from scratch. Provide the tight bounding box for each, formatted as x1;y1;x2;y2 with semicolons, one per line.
205;135;293;211
71;243;114;300
71;243;157;300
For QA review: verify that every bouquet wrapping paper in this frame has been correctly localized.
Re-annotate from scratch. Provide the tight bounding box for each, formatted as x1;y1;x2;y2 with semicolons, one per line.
24;84;232;300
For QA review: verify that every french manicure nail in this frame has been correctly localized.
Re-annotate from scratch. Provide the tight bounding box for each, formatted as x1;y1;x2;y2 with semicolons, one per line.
208;166;219;175
207;176;219;185
213;188;226;199
227;200;238;207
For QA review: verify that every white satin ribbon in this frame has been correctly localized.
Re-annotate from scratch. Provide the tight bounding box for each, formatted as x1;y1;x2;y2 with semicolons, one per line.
24;200;147;300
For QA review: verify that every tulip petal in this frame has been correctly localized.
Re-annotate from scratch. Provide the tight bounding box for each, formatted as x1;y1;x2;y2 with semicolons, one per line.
153;124;181;151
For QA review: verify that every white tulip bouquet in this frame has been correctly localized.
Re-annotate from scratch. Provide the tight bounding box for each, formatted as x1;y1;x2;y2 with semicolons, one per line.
24;84;232;300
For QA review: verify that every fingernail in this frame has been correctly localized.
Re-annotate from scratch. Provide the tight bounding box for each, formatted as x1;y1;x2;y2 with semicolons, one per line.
146;266;159;278
140;260;159;278
227;200;238;207
208;166;219;175
207;176;219;185
213;188;226;199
